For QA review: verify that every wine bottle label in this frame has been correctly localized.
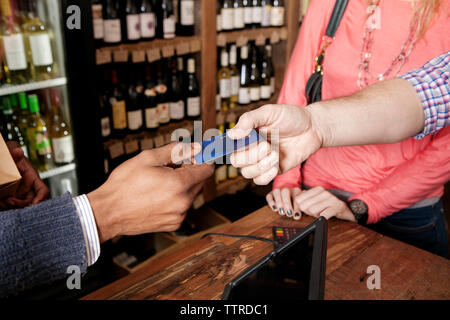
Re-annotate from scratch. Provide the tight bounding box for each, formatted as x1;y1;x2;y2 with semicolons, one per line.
217;13;222;32
3;34;27;70
221;8;234;30
145;107;159;128
104;19;121;43
228;165;238;179
261;5;272;26
270;77;276;94
220;78;231;98
101;117;111;137
231;76;240;96
187;96;200;117
157;103;170;123
92;4;104;39
170;100;185;120
126;14;141;40
112;100;127;129
216;94;221;112
52;135;75;163
271;7;285;26
233;7;244;29
252;6;263;23
163;16;176;38
104;158;109;174
250;87;261;101
29;33;53;67
238;87;250;105
180;0;195;26
35;131;52;155
261;85;271;99
244;7;253;24
140;13;156;38
127;109;143;130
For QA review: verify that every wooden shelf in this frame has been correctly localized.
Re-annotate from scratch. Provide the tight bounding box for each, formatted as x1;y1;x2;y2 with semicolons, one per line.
217;27;288;46
96;36;202;65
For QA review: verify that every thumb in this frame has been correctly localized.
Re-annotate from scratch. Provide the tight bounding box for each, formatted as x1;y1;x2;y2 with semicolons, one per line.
145;142;180;166
227;104;276;140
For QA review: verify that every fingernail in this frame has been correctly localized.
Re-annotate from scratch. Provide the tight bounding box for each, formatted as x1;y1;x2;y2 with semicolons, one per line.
286;209;292;217
272;205;277;211
294;212;300;219
279;208;285;215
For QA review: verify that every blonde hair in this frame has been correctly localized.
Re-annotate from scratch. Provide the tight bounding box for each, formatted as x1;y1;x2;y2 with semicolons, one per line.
367;0;442;38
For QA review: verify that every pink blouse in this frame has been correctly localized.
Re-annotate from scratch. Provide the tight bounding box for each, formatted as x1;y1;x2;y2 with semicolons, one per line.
274;0;450;223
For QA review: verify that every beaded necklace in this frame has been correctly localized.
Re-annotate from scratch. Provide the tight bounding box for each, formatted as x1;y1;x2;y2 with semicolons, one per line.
357;0;428;89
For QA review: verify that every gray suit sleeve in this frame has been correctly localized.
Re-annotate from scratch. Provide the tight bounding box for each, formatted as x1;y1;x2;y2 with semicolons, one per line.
0;192;87;297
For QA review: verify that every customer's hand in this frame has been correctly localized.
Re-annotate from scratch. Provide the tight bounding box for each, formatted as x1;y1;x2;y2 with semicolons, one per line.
293;187;356;222
0;141;50;210
87;143;214;243
227;104;325;185
266;187;302;220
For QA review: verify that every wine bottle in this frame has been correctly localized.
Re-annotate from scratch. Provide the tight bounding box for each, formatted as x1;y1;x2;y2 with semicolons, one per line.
50;89;75;166
98;67;112;142
22;0;54;81
229;44;239;108
266;43;275;94
124;0;141;43
251;0;262;29
139;0;156;41
178;0;195;36
242;0;253;29
126;67;144;134
271;0;285;27
221;0;234;32
155;60;170;125
260;44;272;100
1;0;29;84
103;0;122;45
92;0;104;46
170;57;185;122
186;57;200;119
27;94;54;171
260;0;271;27
218;48;231;112
17;92;29;137
233;0;244;30
1;96;28;158
143;64;159;131
110;69;127;139
249;42;261;102
216;0;222;33
158;0;176;39
238;44;251;105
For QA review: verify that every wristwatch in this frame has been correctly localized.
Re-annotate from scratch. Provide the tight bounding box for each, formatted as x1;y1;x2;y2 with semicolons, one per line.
348;199;369;225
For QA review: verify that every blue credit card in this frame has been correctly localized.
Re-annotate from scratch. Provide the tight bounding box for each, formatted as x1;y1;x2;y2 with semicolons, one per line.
194;130;261;164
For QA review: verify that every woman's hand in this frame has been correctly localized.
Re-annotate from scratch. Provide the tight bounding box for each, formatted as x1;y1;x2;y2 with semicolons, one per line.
293;187;356;222
266;187;303;220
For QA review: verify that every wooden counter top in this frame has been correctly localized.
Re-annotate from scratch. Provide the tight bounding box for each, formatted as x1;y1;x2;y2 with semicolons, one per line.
83;206;450;300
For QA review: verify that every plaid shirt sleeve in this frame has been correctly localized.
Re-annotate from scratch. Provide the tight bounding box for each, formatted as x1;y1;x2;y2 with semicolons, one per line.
399;51;450;139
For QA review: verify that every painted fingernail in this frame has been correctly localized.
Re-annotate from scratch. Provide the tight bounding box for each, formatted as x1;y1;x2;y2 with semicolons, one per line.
272;205;277;211
279;208;285;215
286;209;292;217
294;212;301;219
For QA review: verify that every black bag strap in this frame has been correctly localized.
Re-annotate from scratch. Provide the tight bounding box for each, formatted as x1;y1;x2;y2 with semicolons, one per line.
325;0;349;38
